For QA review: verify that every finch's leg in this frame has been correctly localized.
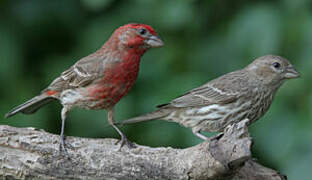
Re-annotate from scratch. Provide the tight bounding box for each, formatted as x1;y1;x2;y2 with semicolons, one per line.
107;108;136;150
210;133;224;141
192;129;208;141
59;106;72;152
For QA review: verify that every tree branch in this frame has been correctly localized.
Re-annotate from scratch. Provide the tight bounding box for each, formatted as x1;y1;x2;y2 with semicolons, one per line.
0;119;286;180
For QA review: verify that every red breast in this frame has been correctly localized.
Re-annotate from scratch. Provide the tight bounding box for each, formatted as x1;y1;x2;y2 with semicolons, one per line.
87;52;142;107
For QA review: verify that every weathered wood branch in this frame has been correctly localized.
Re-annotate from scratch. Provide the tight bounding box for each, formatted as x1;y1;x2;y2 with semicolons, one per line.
0;119;286;180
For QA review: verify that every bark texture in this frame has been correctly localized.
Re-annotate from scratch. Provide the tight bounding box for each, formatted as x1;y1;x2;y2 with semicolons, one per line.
0;119;286;180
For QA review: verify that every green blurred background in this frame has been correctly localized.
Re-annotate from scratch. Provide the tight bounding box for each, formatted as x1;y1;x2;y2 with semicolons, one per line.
1;0;311;179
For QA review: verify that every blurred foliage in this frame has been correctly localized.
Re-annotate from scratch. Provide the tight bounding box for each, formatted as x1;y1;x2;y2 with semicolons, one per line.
0;0;311;179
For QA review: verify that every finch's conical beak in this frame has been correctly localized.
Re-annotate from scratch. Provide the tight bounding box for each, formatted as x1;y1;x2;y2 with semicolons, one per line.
146;35;164;48
284;66;300;79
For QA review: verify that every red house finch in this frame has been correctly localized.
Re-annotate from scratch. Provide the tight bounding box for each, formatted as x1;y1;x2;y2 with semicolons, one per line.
118;55;300;140
5;23;164;151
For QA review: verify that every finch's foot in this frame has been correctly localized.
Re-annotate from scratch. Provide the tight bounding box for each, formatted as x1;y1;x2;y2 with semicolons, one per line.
59;135;73;154
115;135;136;150
111;124;136;150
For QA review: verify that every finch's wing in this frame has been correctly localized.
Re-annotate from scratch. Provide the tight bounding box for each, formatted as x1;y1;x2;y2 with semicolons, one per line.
158;71;247;108
44;54;106;92
160;85;238;108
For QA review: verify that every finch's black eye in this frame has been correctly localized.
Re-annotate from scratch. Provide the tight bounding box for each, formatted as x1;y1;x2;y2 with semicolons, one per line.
138;28;147;35
273;62;281;69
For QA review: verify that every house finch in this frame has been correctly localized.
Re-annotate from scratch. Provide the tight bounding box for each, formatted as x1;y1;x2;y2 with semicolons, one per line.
117;55;300;140
5;23;164;151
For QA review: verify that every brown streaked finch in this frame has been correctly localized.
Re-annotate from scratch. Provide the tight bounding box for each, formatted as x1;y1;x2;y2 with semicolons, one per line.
5;23;164;151
117;55;300;140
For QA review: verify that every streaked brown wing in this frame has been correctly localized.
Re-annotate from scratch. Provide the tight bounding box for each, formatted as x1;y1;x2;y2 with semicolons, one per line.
159;70;249;108
43;54;106;92
167;84;238;108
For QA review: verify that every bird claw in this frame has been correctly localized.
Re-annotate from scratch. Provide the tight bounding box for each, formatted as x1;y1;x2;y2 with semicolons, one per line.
115;135;136;150
59;135;73;155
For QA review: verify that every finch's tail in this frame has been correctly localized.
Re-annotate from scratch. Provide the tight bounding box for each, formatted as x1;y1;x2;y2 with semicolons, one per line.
116;109;172;125
5;94;55;118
